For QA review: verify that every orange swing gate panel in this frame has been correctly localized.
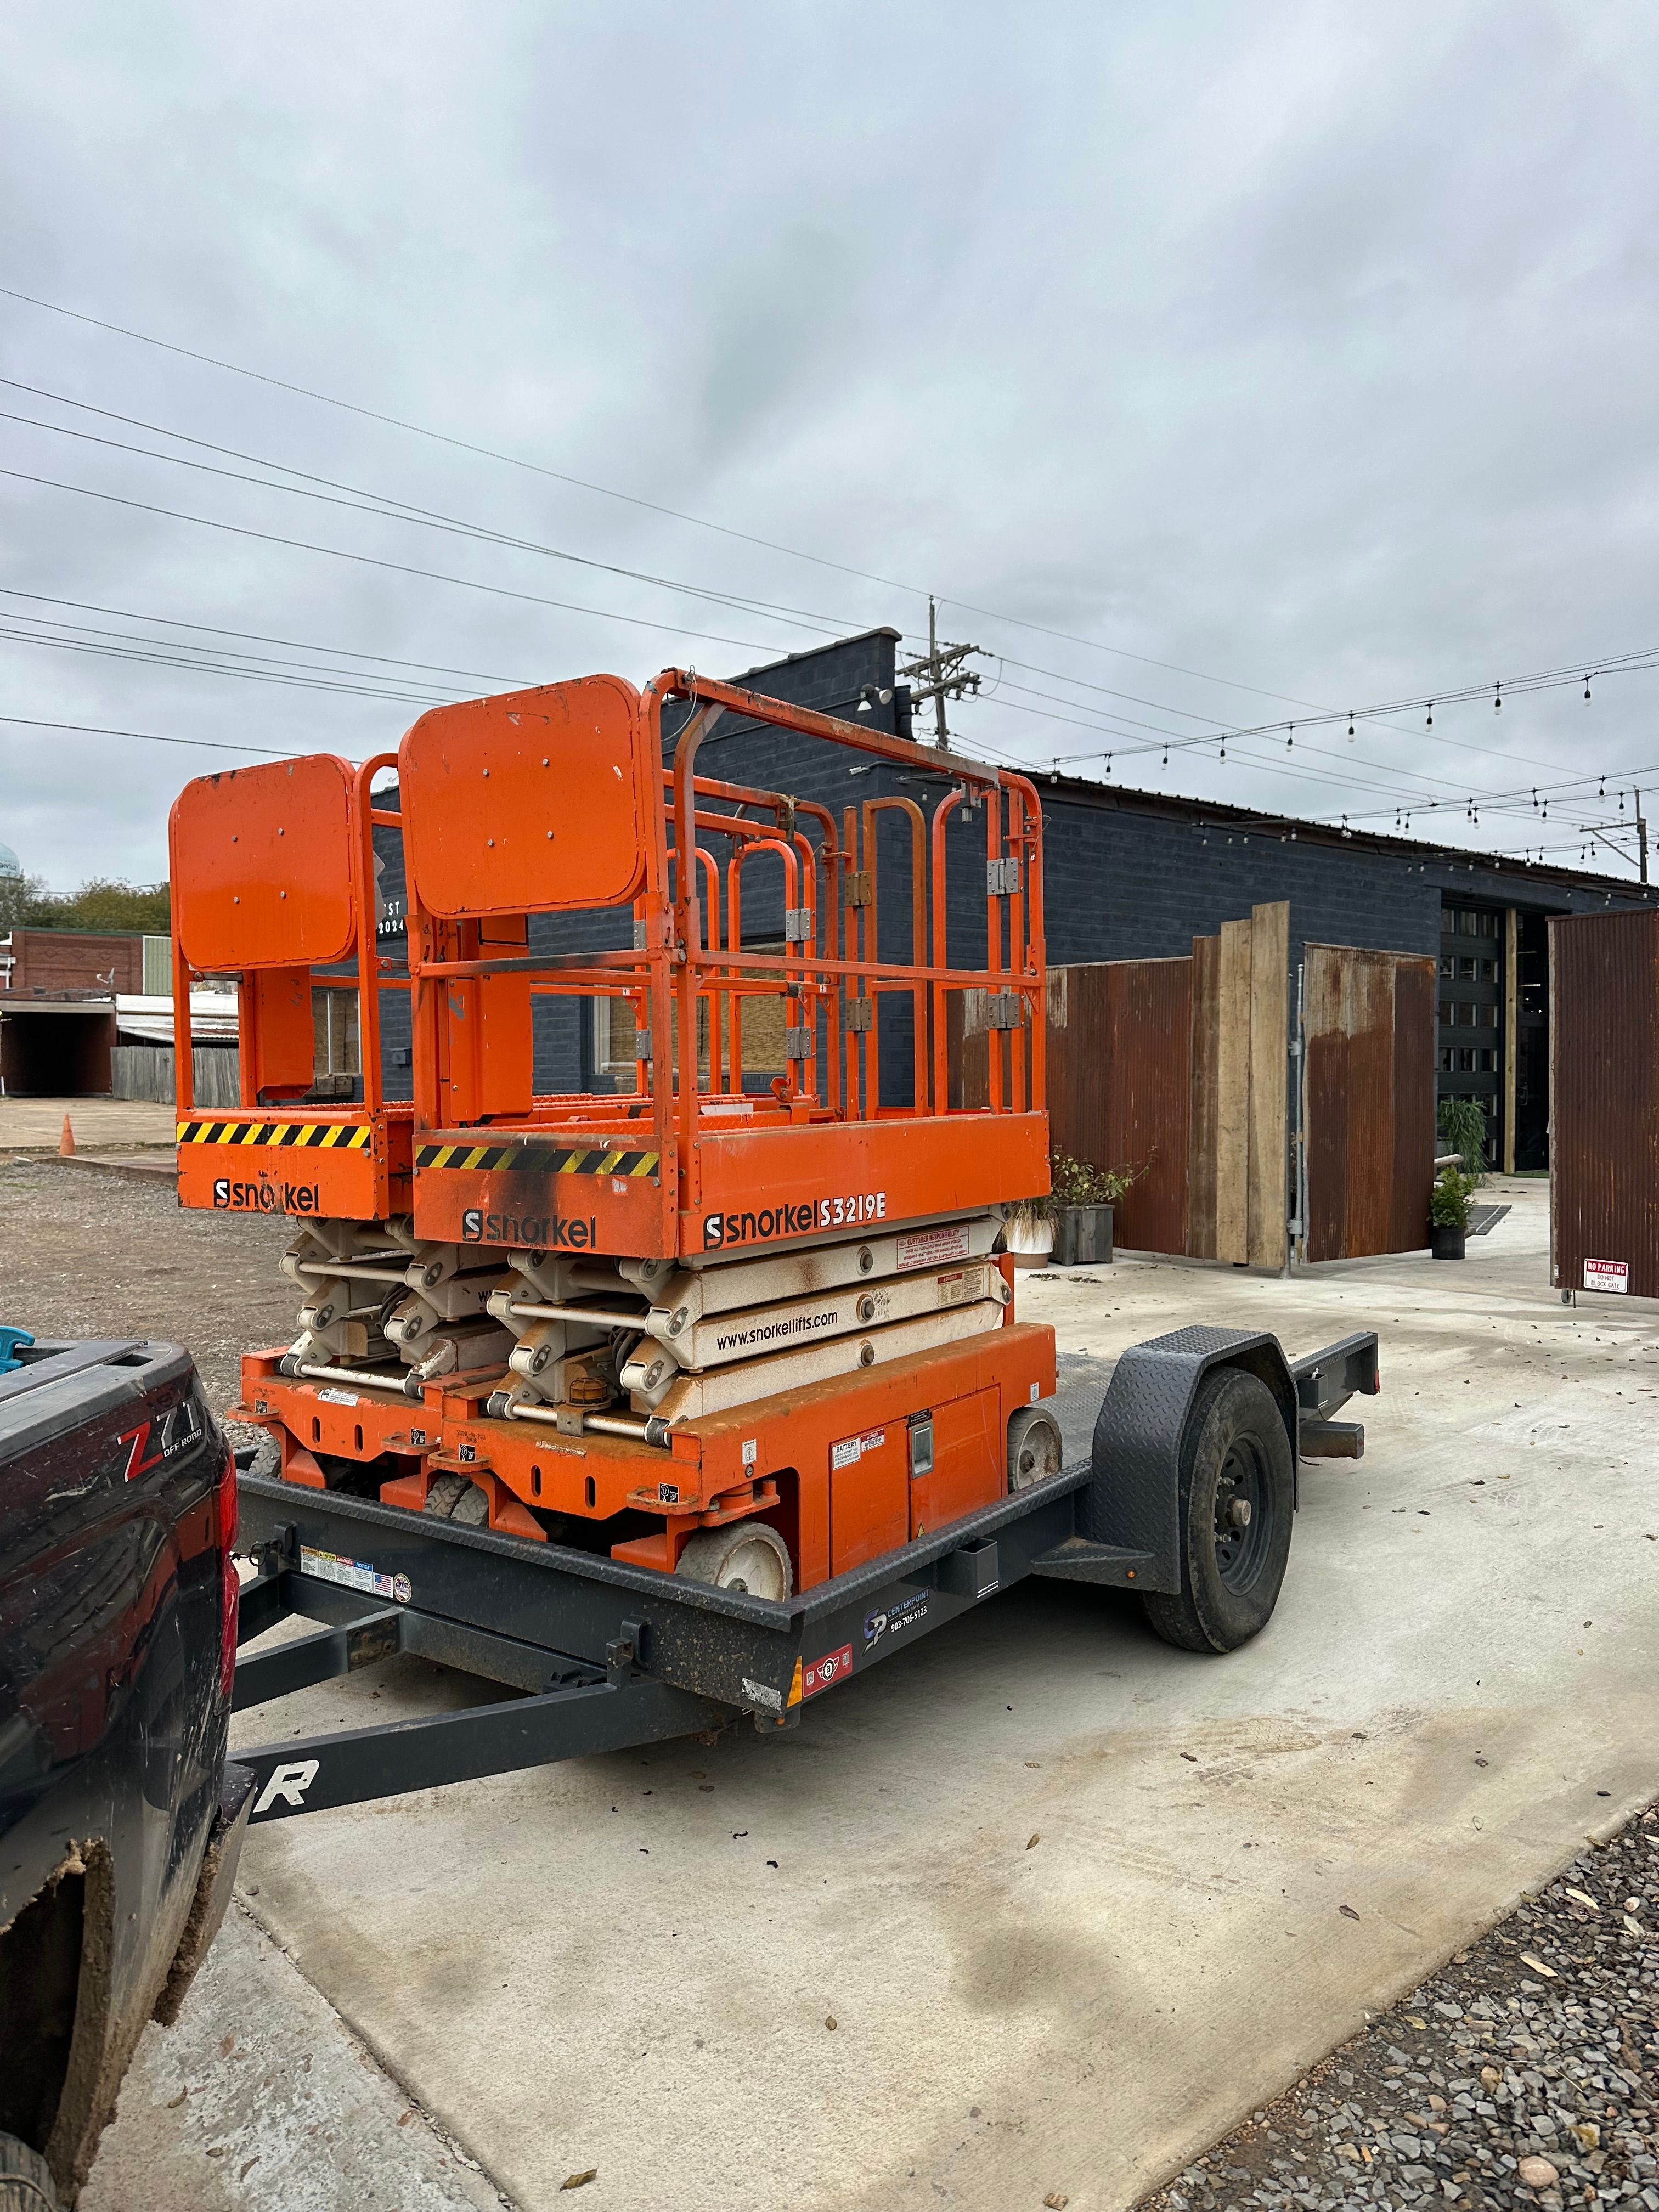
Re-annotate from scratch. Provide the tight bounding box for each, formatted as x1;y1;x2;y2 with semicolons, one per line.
349;666;1060;1588
171;752;411;1222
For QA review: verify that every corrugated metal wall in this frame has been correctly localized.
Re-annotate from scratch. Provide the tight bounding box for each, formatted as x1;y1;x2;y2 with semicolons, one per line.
1550;910;1659;1298
1046;958;1192;1253
1302;945;1435;1262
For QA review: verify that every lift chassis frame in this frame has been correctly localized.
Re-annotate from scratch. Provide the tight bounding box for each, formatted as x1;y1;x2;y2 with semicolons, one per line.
231;1325;1380;1824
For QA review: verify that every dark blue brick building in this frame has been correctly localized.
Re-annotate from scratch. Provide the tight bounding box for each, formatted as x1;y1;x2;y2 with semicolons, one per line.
369;629;1651;1170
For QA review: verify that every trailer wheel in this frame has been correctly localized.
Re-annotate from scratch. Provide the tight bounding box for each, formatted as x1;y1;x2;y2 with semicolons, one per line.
1006;1406;1063;1492
1140;1368;1293;1655
675;1521;793;1600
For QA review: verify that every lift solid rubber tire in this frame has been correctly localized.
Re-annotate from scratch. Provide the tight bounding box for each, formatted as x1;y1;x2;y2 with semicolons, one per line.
1140;1367;1294;1655
422;1471;475;1520
0;2132;63;2211
1007;1406;1063;1492
674;1521;793;1600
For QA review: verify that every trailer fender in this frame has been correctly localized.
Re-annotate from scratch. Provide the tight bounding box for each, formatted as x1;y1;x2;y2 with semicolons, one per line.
1066;1327;1299;1595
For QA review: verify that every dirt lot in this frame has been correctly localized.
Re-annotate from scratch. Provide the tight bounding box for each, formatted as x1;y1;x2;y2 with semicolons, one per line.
0;1156;296;1406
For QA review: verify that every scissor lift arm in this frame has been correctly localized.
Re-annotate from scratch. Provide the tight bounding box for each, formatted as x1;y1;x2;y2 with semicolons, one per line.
230;1324;1380;1823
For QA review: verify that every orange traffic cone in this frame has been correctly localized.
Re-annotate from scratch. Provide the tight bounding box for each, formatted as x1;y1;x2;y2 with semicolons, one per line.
59;1114;75;1157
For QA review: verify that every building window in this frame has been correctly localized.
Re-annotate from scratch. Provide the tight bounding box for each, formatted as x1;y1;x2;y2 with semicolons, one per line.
594;995;643;1076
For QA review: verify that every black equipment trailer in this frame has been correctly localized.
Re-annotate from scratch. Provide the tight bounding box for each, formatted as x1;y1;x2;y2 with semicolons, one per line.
230;1325;1379;1823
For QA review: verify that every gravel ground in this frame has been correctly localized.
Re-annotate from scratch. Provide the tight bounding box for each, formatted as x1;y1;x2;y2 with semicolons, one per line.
0;1154;296;1414
1141;1806;1659;2211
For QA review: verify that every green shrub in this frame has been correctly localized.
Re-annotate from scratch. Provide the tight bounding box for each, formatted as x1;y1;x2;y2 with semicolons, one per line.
1429;1165;1476;1231
1436;1096;1489;1187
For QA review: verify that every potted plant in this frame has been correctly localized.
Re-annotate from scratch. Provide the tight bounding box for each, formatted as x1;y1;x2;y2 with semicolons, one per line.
1429;1165;1474;1260
1003;1187;1058;1266
1049;1153;1142;1268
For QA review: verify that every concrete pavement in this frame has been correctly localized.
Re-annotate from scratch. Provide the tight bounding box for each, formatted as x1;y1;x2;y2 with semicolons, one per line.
0;1095;176;1149
131;1180;1659;2209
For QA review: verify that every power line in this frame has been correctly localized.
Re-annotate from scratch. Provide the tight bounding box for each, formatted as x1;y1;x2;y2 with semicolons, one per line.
0;280;1434;716
0;465;794;656
0;713;299;760
0;382;870;643
0;585;526;686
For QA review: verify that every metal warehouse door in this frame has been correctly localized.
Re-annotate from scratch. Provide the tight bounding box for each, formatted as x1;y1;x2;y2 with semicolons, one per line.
1300;944;1436;1263
1550;909;1659;1300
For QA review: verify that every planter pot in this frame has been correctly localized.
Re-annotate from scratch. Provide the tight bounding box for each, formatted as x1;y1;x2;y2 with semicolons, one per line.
1003;1212;1056;1267
1429;1223;1466;1261
1052;1204;1114;1268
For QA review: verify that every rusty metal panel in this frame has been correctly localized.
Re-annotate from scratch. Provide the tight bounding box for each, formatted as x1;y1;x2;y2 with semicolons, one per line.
1391;960;1437;1253
1041;958;1192;1255
1550;910;1659;1299
1304;944;1436;1263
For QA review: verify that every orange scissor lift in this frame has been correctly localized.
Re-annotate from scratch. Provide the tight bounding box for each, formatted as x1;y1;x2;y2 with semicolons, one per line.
223;670;1061;1594
172;751;411;1226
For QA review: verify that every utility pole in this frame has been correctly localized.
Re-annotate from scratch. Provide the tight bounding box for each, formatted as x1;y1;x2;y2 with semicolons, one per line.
900;597;984;749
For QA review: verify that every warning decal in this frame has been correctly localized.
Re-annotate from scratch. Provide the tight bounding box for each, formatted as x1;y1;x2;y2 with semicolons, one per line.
1584;1257;1629;1294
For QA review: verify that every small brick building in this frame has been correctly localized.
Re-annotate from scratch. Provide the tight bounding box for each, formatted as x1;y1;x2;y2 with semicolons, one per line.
0;928;145;1094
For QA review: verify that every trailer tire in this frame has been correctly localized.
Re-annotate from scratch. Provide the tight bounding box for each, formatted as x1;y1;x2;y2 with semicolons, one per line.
675;1521;793;1600
0;2132;62;2211
1139;1368;1293;1655
1007;1406;1063;1492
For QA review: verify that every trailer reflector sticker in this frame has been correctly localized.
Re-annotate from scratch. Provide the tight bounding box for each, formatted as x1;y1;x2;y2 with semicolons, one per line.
742;1676;784;1713
802;1644;854;1697
300;1544;407;1603
1584;1257;1629;1293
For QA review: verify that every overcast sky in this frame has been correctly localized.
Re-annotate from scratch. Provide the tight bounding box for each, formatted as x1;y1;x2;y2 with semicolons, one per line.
2;1;1656;892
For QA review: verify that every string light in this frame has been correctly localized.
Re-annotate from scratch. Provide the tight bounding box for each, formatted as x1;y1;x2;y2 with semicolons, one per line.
1426;702;1434;727
1584;675;1593;700
1347;712;1356;741
1494;682;1503;714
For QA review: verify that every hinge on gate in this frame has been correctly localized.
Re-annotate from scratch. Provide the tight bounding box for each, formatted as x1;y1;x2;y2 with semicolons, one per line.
784;1026;812;1060
784;907;812;942
986;990;1024;1031
986;856;1022;895
632;918;648;950
634;1028;652;1062
846;870;872;907
845;996;874;1033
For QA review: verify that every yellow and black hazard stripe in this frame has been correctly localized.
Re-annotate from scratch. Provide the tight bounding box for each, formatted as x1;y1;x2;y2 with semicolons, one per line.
177;1119;373;1151
414;1139;659;1178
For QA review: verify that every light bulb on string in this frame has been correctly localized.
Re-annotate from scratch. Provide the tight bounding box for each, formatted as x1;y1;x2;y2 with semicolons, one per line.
1161;745;1169;770
1599;777;1606;799
1531;788;1538;810
1219;738;1227;760
1494;682;1503;714
1425;702;1434;727
1347;712;1355;741
1287;724;1294;749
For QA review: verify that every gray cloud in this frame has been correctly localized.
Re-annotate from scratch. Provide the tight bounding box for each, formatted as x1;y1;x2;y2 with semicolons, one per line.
2;0;1656;889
